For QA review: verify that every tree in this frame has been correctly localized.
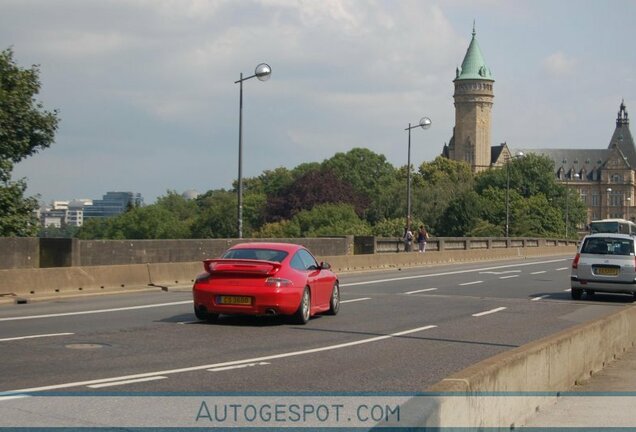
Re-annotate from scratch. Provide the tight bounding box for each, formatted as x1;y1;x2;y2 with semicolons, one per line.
437;191;484;236
191;190;237;238
265;167;369;222
322;148;400;223
1;48;59;236
416;157;474;234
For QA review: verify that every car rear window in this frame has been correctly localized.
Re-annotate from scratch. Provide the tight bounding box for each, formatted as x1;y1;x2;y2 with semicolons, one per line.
581;237;634;256
222;249;288;262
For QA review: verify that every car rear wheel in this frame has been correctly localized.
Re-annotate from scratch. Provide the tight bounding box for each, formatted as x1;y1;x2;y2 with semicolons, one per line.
327;282;340;316
194;305;219;323
291;287;311;324
571;288;583;300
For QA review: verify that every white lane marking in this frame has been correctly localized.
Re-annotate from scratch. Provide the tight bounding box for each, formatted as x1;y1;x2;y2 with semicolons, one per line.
340;297;371;304
87;376;167;389
340;258;568;287
531;271;547;275
0;332;74;342
177;321;200;325
499;275;519;280
556;267;569;271
405;288;438;294
480;270;521;275
531;295;550;301
564;288;572;292
0;301;193;322
209;362;270;372
460;281;483;286
472;307;507;317
2;325;438;395
0;395;30;401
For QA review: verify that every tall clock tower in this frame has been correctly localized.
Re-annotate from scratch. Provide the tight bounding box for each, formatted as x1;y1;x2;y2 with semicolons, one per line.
445;26;494;172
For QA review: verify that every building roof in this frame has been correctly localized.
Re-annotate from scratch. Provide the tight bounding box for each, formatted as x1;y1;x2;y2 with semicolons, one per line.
454;25;493;81
515;102;636;181
517;148;609;180
608;100;636;167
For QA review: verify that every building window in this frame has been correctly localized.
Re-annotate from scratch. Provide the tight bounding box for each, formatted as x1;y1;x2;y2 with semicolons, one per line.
609;191;622;207
591;193;600;207
580;191;587;205
612;174;623;183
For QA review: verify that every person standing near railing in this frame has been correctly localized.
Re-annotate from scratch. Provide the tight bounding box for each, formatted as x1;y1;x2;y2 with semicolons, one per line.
417;225;429;253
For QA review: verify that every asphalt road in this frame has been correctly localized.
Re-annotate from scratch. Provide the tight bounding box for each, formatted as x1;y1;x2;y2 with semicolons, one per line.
1;254;633;395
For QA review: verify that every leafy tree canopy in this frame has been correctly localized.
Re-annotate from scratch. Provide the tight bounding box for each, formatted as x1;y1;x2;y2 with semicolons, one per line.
1;48;59;237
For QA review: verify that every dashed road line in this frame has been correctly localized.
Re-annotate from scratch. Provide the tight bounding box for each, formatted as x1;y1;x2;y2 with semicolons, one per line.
3;324;438;395
0;333;74;342
340;297;372;304
531;271;547;275
87;376;167;389
0;301;193;322
460;281;483;286
340;258;568;288
531;295;550;301
556;267;569;271
209;362;270;372
404;288;438;294
472;307;507;317
499;275;519;280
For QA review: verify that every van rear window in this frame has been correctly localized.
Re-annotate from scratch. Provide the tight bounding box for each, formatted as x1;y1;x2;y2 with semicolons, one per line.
582;238;634;256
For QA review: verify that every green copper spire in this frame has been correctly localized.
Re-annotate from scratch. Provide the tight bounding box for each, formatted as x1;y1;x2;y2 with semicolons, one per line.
454;25;493;81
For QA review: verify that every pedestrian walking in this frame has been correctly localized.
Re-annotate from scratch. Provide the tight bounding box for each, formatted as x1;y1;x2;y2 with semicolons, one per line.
417;225;429;253
403;226;414;252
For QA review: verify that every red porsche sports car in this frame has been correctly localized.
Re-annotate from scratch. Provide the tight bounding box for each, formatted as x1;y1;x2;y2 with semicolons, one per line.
192;242;340;324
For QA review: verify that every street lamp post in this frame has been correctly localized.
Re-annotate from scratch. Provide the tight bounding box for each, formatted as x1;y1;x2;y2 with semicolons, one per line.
627;196;631;221
606;187;612;219
405;117;432;236
235;63;271;238
565;172;580;239
505;152;524;237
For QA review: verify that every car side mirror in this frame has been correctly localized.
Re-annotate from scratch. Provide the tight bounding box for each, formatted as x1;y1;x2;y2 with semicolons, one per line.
320;262;331;270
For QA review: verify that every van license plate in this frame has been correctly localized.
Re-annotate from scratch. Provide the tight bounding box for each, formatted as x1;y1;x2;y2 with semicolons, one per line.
596;267;619;276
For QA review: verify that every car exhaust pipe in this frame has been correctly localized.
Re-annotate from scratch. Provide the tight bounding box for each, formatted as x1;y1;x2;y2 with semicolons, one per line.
265;308;277;316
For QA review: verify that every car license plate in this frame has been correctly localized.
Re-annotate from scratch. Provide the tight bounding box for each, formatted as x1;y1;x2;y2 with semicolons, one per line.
217;295;252;305
596;267;619;276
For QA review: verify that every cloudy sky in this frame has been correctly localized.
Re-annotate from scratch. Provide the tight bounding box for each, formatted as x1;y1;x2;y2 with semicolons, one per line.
3;0;635;204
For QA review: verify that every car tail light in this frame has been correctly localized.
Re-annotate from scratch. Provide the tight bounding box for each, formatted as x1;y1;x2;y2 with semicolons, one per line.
265;277;293;288
572;253;580;269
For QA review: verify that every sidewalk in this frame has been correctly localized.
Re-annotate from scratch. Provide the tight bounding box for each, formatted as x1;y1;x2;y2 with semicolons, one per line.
522;344;636;428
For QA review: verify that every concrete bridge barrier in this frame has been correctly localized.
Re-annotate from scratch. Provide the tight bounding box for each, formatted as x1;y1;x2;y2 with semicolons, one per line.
0;243;575;302
423;303;636;428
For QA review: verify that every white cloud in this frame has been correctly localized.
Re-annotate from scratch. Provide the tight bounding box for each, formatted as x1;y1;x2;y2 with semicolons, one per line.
4;0;636;203
542;51;577;77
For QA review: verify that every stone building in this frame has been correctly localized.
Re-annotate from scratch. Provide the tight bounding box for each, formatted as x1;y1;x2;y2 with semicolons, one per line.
443;26;509;171
442;26;635;226
526;101;635;224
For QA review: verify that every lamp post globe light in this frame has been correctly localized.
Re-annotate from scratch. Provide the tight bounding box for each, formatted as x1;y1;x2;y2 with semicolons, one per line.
405;117;431;246
235;63;271;238
607;187;612;219
505;151;524;238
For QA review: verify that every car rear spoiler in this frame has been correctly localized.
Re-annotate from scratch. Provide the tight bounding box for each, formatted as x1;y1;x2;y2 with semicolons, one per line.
203;259;282;276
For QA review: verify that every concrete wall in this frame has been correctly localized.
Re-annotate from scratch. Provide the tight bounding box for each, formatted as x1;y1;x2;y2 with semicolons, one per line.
0;236;574;270
0;238;39;269
423;304;636;428
0;244;575;301
77;237;353;266
0;237;354;269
